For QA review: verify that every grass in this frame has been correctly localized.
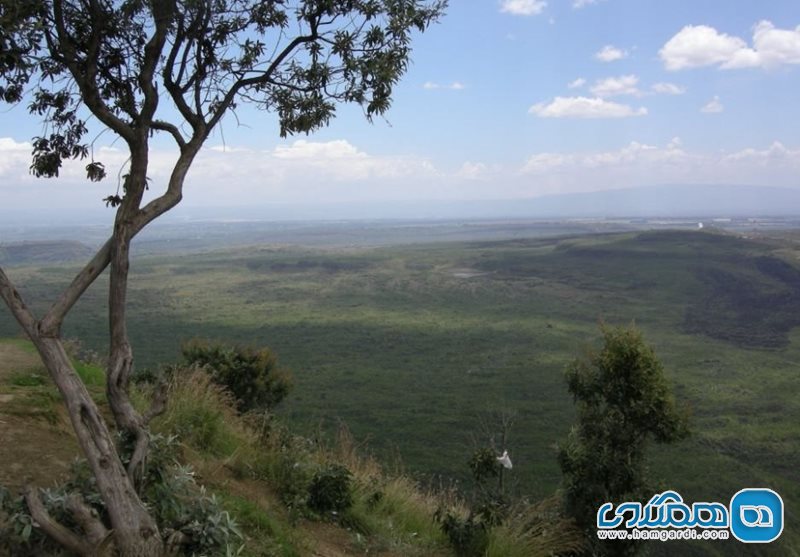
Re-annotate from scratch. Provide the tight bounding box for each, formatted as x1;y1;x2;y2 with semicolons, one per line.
147;368;458;555
2;228;799;554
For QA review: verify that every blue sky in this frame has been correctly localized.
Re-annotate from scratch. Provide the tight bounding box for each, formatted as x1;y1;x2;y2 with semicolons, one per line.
2;0;800;212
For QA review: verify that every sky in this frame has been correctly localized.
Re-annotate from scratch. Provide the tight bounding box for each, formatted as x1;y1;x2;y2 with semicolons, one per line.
2;0;800;215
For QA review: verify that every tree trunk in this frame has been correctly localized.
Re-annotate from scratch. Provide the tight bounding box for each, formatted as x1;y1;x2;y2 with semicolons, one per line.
30;336;164;556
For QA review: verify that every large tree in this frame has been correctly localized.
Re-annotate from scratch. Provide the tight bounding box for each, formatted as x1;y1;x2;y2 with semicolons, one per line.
558;325;689;556
0;1;445;555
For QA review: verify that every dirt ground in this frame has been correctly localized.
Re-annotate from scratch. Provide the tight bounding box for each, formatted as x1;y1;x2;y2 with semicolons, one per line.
0;341;80;491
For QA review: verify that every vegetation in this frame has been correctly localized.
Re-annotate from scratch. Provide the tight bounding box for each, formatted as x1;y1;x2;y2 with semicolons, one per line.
2;228;799;554
0;0;445;553
558;325;690;555
181;339;293;413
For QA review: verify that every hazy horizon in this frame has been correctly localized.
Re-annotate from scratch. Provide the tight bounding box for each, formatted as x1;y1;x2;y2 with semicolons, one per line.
3;183;800;229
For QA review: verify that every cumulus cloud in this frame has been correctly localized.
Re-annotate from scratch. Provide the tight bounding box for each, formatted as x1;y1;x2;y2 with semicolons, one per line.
723;141;800;164
595;45;628;62
517;139;800;195
573;0;599;8
499;0;547;16
529;96;647;118
590;75;641;97
521;141;683;174
660;21;800;70
651;82;686;95
0;137;32;177
701;96;724;113
0;138;443;207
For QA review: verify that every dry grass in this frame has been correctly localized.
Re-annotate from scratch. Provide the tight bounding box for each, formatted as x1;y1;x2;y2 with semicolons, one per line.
485;496;587;557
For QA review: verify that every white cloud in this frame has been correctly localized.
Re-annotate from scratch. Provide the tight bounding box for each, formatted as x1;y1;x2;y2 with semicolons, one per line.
651;82;686;95
499;0;547;16
0;138;33;179
567;77;587;89
723;141;799;165
521;140;688;174
590;75;641;97
457;162;491;180
517;139;800;195
423;81;465;90
573;0;599;8
701;96;724;113
660;21;800;71
667;137;683;149
529;96;647;118
595;45;628;62
0;137;443;208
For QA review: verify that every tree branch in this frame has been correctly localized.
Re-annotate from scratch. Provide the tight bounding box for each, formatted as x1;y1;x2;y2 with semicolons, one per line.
52;0;136;145
135;138;204;230
152;120;187;148
138;0;173;124
39;238;112;337
25;487;93;557
0;267;38;337
206;26;322;133
65;492;113;554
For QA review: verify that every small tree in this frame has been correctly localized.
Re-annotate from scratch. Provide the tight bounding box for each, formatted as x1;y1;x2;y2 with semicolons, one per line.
181;339;292;413
0;1;445;555
558;325;689;555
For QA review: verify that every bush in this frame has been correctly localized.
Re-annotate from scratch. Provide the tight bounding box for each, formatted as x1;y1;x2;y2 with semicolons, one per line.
434;507;489;557
307;464;354;515
182;339;292;413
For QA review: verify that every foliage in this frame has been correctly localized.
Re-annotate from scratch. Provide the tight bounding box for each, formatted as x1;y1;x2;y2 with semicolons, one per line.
467;447;500;484
434;446;509;557
182;339;293;413
434;506;489;557
0;0;445;551
0;436;243;556
5;230;800;553
558;324;690;554
0;0;447;183
307;464;354;515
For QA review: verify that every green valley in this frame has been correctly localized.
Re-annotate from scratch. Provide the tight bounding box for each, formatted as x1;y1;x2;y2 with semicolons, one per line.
2;226;799;554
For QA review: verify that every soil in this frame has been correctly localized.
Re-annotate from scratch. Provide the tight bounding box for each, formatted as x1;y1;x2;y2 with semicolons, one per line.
0;341;80;491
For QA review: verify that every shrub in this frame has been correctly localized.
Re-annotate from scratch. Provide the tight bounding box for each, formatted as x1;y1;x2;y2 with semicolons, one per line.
434;507;489;557
182;339;293;413
307;464;354;515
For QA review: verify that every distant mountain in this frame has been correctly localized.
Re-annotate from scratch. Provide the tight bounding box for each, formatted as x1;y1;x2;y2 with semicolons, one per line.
167;184;800;221
0;241;94;265
506;184;800;219
2;184;800;225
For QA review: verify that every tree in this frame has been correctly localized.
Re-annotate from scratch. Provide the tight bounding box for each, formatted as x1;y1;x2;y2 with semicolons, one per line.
0;1;445;555
558;324;689;555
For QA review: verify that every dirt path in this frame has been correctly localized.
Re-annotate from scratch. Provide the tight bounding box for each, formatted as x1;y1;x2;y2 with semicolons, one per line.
0;340;79;491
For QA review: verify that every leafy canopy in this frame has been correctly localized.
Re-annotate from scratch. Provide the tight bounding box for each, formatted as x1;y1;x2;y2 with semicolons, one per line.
0;0;446;191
